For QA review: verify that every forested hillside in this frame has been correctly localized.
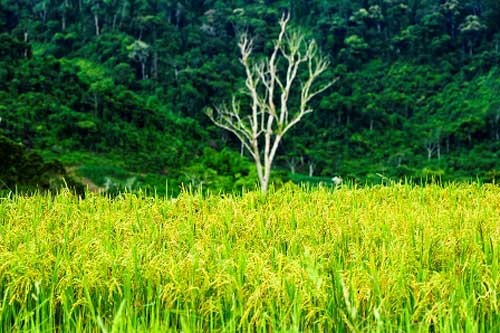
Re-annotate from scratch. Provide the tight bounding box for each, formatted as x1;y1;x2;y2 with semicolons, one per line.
1;0;499;193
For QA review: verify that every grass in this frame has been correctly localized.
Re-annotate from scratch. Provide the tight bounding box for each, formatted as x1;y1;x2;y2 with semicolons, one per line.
0;183;499;332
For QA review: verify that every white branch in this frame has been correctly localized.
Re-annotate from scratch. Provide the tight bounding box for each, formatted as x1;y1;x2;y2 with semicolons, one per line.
207;12;335;192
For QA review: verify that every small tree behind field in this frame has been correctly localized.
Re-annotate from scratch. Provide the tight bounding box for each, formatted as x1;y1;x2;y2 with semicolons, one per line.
207;13;335;193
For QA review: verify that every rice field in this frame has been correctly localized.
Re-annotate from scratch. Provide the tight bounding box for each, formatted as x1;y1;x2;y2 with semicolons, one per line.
0;183;499;332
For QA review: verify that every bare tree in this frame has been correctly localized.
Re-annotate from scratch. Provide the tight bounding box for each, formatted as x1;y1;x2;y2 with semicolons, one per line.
207;13;335;193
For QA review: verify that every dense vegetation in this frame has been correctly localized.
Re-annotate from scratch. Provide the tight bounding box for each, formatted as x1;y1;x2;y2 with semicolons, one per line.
0;134;83;194
1;0;499;192
1;184;499;331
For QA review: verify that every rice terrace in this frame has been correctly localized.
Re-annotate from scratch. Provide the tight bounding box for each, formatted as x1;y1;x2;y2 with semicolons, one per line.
0;183;499;332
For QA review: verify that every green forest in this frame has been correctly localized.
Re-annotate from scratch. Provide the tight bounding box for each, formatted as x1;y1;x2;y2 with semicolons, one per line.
1;0;499;194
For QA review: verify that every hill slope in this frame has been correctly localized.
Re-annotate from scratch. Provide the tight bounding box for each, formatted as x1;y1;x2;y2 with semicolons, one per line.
0;0;499;191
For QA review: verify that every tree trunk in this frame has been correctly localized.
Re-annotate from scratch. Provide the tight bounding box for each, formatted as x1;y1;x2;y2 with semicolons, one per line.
24;32;29;58
262;163;271;193
287;158;297;174
62;14;66;31
494;113;500;141
93;94;99;118
252;144;267;193
254;154;268;193
308;163;315;177
153;50;158;80
141;62;146;80
153;29;158;80
451;23;454;39
175;4;181;27
94;14;100;36
118;2;127;30
426;144;434;160
42;4;47;22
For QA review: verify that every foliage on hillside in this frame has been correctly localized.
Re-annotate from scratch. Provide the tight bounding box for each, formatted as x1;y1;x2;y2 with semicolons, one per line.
0;0;499;191
0;134;83;194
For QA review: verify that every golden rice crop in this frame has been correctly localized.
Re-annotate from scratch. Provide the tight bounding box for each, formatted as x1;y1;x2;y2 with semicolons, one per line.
0;183;499;332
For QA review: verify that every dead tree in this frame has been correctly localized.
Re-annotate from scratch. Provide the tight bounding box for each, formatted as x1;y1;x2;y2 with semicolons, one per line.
207;13;335;193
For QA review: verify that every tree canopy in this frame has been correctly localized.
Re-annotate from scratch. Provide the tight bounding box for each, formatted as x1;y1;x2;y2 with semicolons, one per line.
0;0;499;192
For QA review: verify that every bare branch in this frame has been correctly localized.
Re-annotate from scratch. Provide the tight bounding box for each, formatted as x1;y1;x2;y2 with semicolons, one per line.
207;12;334;192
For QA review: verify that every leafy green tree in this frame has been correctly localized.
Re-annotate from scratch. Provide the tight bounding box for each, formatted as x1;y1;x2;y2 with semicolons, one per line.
342;35;369;65
440;0;461;39
127;39;150;80
459;15;487;55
